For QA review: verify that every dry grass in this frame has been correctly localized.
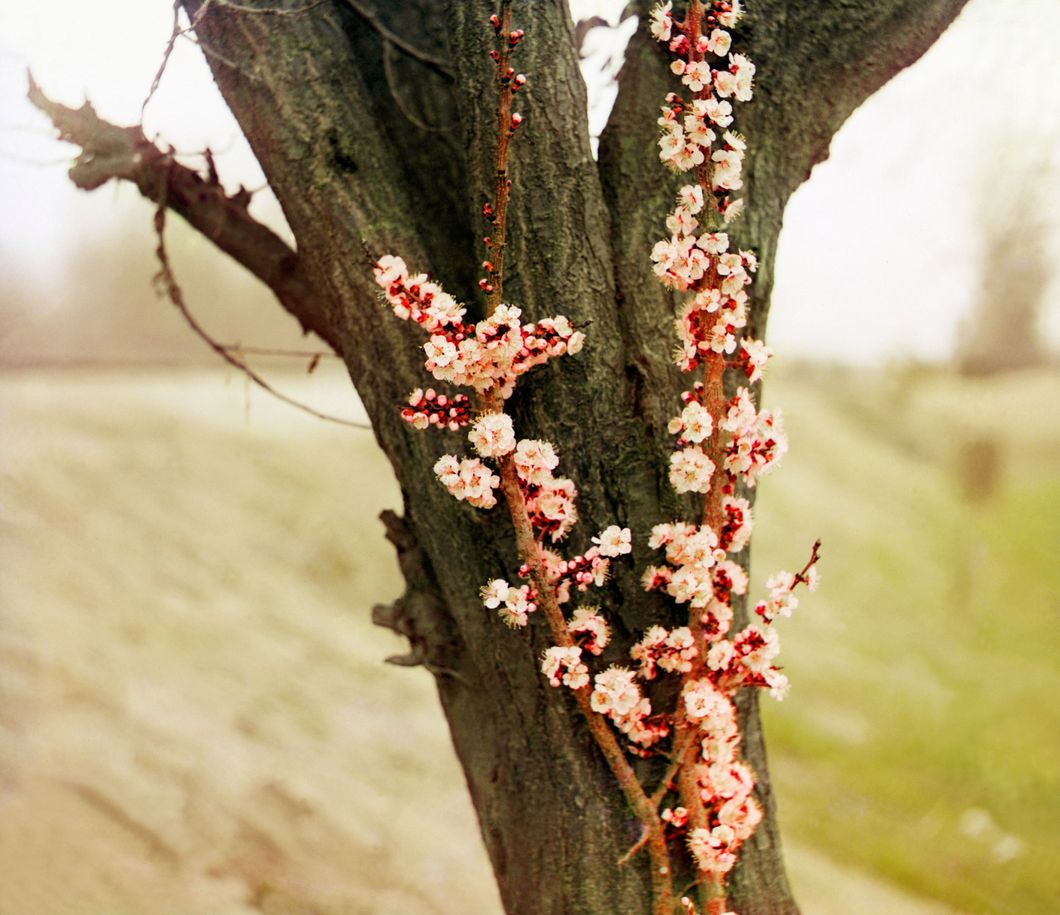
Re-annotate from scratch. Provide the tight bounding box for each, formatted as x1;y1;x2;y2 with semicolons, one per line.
2;365;1055;913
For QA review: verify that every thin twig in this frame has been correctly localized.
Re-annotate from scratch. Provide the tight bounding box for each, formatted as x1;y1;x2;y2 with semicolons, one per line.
212;0;326;14
342;0;453;79
477;11;673;913
153;197;369;431
183;33;263;81
617;826;651;866
218;345;340;359
142;1;181;120
651;704;693;807
793;539;822;587
381;40;451;133
0;150;70;167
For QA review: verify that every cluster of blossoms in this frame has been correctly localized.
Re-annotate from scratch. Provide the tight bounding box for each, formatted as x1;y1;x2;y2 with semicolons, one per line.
542;645;590;689
370;253;590;533
514;439;580;542
401;387;471;431
590;664;671;751
643;519;746;638
681;676;763;873
719;386;788;486
433;454;500;509
650;0;753;220
481;577;538;628
637;0;819;898
631;624;698;678
375;256;584;401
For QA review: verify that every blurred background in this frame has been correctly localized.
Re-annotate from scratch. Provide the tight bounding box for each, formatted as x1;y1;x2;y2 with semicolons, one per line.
1;1;1058;913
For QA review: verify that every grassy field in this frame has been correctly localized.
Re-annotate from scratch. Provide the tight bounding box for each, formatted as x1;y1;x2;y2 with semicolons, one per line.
754;365;1059;913
0;365;1055;914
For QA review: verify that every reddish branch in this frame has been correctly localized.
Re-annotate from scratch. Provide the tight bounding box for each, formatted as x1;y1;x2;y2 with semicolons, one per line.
477;10;676;912
675;5;731;911
26;75;337;353
483;0;516;313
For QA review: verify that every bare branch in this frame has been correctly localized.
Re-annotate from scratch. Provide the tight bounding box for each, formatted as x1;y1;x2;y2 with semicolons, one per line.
381;40;451;133
141;1;181;119
212;0;327;15
341;0;453;79
27;74;337;351
216;344;340;359
153;201;370;430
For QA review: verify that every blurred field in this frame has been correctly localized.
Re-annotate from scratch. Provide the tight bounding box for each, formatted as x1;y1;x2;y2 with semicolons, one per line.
0;365;1056;914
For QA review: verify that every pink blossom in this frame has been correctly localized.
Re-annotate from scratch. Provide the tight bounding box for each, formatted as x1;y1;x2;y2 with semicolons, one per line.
513;438;559;485
497;584;536;628
677;184;705;214
526;476;579;543
697;231;729;254
711;148;744;192
592;525;632;558
722;197;745;223
433;454;499;509
706;28;732;57
707;639;735;672
717;0;744;28
682;61;712;93
713;69;737;98
730;53;756;101
683;678;737;734
649;1;673;43
542;646;589;689
469;411;516;458
668;400;715;445
702;97;734;128
719;495;753;553
688;825;738;874
669;446;716;494
740;337;773;382
568;607;611;655
480;578;510;610
591;666;642;717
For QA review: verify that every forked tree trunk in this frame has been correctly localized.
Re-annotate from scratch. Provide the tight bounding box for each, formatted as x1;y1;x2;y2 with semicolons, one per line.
39;1;968;910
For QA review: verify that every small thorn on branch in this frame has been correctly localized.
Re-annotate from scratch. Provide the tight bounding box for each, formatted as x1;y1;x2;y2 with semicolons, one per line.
384;652;422;667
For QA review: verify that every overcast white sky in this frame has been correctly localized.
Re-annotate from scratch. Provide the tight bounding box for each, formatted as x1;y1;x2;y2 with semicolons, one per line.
1;0;1058;365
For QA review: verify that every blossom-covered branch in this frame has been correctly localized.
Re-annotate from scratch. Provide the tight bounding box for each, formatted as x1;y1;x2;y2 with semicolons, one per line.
372;3;818;912
642;3;819;912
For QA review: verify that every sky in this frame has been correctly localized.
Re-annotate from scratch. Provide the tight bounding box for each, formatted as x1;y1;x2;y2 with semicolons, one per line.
1;0;1058;365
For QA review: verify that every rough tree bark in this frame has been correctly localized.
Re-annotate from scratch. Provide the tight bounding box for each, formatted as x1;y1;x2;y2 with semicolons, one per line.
34;1;968;911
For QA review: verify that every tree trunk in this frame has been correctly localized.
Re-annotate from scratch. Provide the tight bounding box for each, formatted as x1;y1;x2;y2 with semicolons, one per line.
37;1;969;910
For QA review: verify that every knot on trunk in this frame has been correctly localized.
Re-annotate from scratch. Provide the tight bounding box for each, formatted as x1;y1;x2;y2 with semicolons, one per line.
373;509;465;682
